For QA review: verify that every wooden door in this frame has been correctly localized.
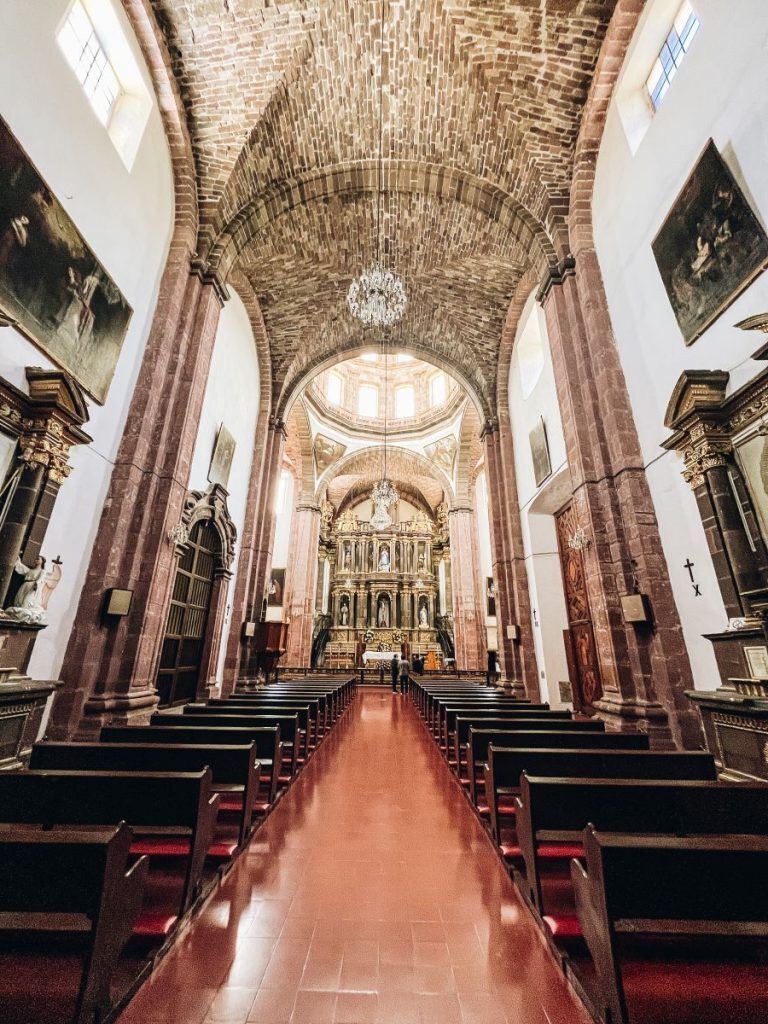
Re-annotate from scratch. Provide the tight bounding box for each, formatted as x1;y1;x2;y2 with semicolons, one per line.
156;520;218;707
555;503;602;713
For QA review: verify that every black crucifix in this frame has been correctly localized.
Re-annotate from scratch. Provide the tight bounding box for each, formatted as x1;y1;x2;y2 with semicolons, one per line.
684;558;701;597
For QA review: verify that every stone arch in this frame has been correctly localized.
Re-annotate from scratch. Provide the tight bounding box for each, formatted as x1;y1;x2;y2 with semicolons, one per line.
495;269;541;419
227;270;275;413
454;403;484;505
284;398;315;502
122;0;199;252
176;484;237;578
568;0;646;258
316;446;455;510
336;481;435;521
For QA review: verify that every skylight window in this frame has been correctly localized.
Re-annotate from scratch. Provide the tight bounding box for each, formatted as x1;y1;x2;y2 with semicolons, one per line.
360;353;378;363
395;385;415;419
327;372;343;406
430;373;447;407
358;385;378;418
58;1;122;126
646;1;699;111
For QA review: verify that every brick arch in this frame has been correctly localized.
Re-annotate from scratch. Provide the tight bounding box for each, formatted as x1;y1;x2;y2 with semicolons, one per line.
285;398;315;503
122;0;199;252
227;270;275;412
569;0;646;258
205;160;559;280
335;481;436;520
495;268;541;417
454;402;484;505
316;446;455;510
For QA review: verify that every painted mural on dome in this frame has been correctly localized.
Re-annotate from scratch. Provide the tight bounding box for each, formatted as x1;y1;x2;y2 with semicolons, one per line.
314;433;346;475
652;140;768;345
424;434;456;477
0;116;132;404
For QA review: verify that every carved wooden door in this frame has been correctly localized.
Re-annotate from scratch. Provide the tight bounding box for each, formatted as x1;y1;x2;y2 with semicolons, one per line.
156;520;217;707
555;503;602;713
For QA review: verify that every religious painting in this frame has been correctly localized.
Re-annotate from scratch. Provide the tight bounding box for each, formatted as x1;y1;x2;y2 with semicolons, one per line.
529;417;551;487
0;116;132;404
208;423;236;489
425;434;457;477
652;140;768;345
314;434;346;476
486;577;496;618
267;568;285;607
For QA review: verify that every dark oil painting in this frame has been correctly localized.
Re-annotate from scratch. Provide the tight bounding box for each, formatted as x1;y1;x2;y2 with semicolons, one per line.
652;140;768;345
0;116;132;403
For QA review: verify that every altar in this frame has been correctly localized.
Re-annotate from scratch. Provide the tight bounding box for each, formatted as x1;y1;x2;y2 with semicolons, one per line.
362;651;399;664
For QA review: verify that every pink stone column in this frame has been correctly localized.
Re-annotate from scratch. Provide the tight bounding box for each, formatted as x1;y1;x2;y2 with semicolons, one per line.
51;258;225;738
541;252;699;747
482;421;538;696
221;416;285;691
448;507;487;672
284;503;322;667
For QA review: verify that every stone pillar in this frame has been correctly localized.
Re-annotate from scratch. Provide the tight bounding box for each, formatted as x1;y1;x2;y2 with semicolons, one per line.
222;418;285;688
448;507;486;671
540;251;699;747
51;257;225;738
284;503;321;667
482;421;538;696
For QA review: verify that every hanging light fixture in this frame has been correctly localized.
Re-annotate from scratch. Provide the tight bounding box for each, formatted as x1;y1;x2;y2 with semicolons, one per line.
347;0;406;329
370;338;399;531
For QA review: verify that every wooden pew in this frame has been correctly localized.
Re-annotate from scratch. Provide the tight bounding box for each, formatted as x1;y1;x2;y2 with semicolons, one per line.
572;828;768;1024
0;825;148;1024
101;723;282;805
186;702;313;761
30;741;260;848
438;702;560;751
516;774;768;925
483;747;717;844
207;696;322;750
154;711;299;782
0;769;218;939
450;709;584;767
464;728;647;805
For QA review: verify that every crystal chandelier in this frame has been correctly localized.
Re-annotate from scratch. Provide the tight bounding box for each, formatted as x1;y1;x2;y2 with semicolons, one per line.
347;0;406;330
347;267;406;328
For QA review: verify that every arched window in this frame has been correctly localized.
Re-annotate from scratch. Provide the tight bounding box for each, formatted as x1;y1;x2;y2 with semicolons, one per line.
326;371;343;406
358;384;378;417
430;373;447;407
395;385;415;418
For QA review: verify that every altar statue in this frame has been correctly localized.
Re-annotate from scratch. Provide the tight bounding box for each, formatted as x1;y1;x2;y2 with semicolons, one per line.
378;547;390;571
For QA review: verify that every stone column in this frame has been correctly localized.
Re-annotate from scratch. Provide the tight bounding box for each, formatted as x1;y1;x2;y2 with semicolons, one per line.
540;251;699;747
482;421;538;696
448;507;486;671
284;503;321;667
223;418;285;686
51;257;225;738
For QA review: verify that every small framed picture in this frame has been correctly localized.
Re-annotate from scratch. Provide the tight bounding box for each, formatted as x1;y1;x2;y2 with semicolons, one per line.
744;645;768;680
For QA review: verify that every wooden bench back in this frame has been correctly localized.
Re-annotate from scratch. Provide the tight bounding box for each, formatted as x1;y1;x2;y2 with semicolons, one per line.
102;723;280;759
488;746;716;788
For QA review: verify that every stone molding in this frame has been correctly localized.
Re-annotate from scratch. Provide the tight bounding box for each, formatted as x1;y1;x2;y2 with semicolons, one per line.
176;483;238;578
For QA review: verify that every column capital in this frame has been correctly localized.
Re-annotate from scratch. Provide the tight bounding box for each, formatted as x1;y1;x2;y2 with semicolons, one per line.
535;254;576;304
189;257;229;306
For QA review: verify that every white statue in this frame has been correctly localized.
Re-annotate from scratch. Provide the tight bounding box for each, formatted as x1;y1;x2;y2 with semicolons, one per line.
5;554;60;624
419;603;429;627
340;600;349;626
377;597;390;628
379;547;390;571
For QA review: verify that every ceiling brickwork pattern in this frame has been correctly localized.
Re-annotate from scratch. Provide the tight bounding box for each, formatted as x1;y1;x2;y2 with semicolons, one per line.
149;0;617;414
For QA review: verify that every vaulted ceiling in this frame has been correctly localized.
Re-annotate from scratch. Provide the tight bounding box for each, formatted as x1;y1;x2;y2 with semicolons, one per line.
150;0;617;416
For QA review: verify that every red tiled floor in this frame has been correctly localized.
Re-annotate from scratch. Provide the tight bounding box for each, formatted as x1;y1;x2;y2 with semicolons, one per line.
117;691;591;1024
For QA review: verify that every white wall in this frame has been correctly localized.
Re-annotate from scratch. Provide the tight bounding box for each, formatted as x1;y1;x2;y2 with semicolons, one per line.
474;471;497;652
593;0;768;689
0;0;174;679
509;293;572;706
187;291;260;678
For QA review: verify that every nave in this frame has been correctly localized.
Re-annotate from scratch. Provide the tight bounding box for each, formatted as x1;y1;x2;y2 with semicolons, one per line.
117;689;588;1024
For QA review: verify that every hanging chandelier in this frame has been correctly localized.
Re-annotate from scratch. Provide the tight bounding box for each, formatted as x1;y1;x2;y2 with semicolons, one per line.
347;267;406;328
347;0;406;330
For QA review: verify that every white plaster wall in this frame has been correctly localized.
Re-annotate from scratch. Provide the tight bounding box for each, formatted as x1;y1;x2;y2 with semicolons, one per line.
474;472;497;652
593;0;768;690
187;292;260;680
509;293;571;707
0;0;174;679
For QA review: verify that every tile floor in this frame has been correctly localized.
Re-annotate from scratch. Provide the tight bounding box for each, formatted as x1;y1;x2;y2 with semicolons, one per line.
117;689;592;1024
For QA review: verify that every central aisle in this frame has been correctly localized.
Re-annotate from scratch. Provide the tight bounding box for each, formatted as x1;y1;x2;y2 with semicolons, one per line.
119;690;591;1024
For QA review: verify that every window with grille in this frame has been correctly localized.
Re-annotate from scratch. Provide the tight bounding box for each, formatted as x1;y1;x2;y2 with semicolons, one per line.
58;1;122;126
646;1;699;111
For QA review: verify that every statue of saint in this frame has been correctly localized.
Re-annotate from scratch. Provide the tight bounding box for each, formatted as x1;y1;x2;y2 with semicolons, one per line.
377;596;390;628
5;553;50;624
340;600;349;626
419;602;429;627
378;547;390;571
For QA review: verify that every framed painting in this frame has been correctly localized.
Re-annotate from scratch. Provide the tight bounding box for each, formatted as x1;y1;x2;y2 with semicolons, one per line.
0;115;132;404
652;140;768;345
208;423;236;488
267;568;285;607
486;577;496;618
529;417;552;487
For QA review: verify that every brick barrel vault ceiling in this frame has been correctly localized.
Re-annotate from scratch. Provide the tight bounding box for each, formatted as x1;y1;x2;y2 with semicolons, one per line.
150;0;617;411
